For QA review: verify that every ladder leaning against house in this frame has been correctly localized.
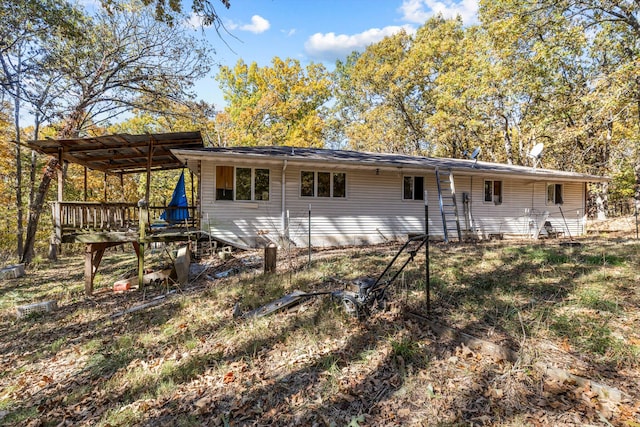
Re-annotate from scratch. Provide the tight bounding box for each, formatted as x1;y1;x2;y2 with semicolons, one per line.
435;168;462;242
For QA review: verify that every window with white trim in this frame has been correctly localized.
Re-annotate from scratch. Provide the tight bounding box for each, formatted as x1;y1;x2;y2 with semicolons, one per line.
300;171;346;198
546;183;563;205
215;166;269;201
484;180;502;204
403;176;424;200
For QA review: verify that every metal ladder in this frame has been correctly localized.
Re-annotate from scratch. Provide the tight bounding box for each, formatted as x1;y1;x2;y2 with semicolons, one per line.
435;168;462;242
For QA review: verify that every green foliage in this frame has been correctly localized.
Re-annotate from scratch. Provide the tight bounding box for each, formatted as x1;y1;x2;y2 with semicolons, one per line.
215;57;332;147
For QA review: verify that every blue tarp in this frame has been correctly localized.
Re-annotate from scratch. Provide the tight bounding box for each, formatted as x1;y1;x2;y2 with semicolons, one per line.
160;170;190;223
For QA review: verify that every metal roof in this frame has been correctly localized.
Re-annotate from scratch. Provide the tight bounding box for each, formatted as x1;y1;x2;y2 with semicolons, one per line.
27;131;204;175
172;146;608;182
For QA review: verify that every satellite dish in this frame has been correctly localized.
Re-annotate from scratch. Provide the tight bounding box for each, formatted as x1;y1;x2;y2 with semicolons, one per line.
528;143;544;168
529;143;544;159
469;146;481;167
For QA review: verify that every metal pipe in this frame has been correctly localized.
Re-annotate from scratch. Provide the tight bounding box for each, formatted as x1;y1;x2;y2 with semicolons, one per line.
281;160;287;232
425;190;430;316
634;200;638;240
308;203;311;267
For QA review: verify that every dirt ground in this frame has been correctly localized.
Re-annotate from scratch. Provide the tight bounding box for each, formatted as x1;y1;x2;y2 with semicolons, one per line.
0;217;639;426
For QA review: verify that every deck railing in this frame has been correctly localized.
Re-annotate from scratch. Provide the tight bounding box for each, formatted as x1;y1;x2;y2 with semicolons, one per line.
51;201;139;232
51;201;199;242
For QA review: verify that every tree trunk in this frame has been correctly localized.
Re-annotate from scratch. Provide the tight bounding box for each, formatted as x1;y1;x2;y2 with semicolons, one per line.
14;94;24;258
503;115;513;165
635;145;640;220
635;83;640;224
594;181;609;220
12;53;24;258
20;106;83;264
21;158;58;264
29;114;41;207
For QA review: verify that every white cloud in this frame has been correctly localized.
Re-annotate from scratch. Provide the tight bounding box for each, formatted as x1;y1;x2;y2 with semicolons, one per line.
399;0;478;25
304;25;415;61
227;15;270;34
185;13;206;29
282;28;297;37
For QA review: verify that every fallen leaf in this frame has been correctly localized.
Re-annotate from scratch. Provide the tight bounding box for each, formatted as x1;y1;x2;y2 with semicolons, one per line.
223;371;235;384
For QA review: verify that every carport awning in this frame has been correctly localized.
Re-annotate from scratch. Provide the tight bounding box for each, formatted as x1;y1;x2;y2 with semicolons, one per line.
27;131;204;175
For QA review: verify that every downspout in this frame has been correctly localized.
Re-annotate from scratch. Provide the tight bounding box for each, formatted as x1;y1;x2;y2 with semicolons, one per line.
281;159;288;241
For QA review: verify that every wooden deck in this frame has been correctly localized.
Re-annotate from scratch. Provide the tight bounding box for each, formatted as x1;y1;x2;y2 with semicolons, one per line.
51;201;199;243
51;201;199;294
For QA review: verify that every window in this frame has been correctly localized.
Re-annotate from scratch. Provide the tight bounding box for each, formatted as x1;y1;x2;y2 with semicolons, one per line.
318;172;331;197
300;171;346;198
546;183;563;205
235;168;251;200
333;172;346;198
215;166;270;201
484;180;502;204
403;176;424;200
255;169;270;201
216;166;233;200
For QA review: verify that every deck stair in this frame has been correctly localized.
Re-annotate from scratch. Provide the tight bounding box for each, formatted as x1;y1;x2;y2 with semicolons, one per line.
435;168;462;242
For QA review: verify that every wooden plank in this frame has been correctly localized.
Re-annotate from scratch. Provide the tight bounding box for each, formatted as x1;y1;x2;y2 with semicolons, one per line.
175;245;190;285
407;312;518;362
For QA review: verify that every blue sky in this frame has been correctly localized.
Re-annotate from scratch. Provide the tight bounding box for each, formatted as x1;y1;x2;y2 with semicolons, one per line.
191;0;479;108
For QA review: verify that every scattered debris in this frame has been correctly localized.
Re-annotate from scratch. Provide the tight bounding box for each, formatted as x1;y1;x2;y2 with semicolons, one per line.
243;234;429;319
110;290;177;318
407;312;518;362
16;300;57;319
113;279;133;293
213;268;238;279
1;263;25;280
535;362;624;405
174;245;190;285
242;290;314;318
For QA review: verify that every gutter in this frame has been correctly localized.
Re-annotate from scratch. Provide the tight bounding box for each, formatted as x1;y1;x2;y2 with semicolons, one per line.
170;148;609;184
281;159;288;239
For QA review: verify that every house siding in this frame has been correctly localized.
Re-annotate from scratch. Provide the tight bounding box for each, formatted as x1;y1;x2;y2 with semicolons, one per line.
284;165;431;247
453;175;585;238
198;158;587;247
200;161;283;247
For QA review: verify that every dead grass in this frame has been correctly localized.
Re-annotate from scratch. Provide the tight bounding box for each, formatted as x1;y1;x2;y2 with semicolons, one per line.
0;218;639;426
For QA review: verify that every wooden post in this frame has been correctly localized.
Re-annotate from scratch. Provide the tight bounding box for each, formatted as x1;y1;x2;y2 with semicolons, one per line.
264;243;277;274
85;245;93;295
84;243;108;295
48;202;62;261
120;173;125;202
138;202;148;289
57;149;63;202
145;137;154;203
190;169;195;215
83;167;88;201
49;149;64;260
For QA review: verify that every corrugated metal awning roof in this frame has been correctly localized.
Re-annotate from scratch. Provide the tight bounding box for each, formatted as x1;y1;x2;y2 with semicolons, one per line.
28;131;204;175
172;146;608;182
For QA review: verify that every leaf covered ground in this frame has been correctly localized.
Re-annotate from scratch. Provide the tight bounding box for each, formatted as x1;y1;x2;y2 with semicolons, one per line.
1;219;640;426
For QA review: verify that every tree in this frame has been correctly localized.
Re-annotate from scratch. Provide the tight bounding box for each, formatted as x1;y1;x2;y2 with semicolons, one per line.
332;28;432;155
333;17;491;157
479;0;640;216
131;0;230;27
0;0;84;257
216;57;332;147
18;2;213;263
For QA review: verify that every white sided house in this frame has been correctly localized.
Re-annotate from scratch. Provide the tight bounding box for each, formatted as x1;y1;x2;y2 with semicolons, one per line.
172;147;607;248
